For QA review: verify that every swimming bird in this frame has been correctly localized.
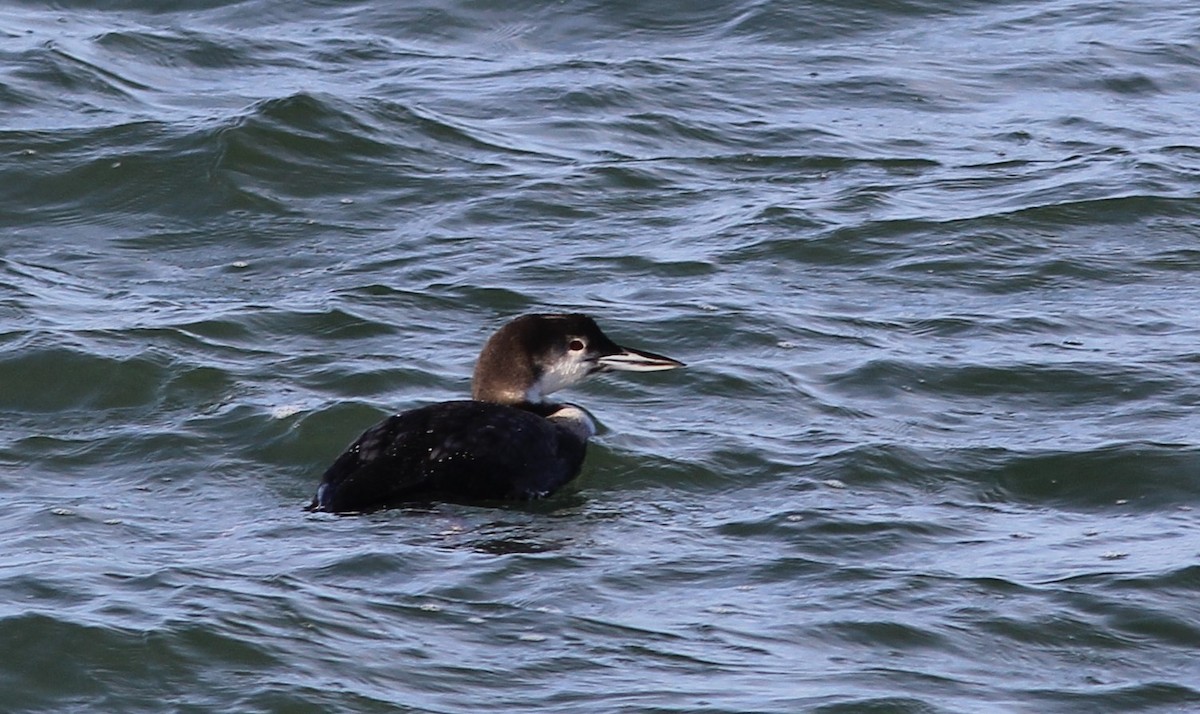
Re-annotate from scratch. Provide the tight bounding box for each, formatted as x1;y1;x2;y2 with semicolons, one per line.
308;313;684;513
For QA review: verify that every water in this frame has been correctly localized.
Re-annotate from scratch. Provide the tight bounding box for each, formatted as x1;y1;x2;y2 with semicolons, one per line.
3;0;1200;711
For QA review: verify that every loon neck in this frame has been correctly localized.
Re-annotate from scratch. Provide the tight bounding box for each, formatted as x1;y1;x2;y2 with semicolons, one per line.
504;401;596;441
471;371;551;405
511;400;559;417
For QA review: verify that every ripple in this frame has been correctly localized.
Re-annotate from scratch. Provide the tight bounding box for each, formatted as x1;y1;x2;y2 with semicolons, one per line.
3;0;1200;711
0;343;169;412
975;443;1200;509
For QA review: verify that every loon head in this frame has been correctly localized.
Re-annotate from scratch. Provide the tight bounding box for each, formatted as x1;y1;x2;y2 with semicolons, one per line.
470;313;685;405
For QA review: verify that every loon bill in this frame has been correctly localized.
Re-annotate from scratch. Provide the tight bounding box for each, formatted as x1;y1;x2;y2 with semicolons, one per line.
308;313;684;513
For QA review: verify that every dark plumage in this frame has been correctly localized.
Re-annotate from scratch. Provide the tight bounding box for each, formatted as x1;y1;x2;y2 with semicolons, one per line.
312;401;586;511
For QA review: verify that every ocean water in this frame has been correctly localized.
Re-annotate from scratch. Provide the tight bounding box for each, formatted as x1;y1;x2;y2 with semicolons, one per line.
3;0;1200;711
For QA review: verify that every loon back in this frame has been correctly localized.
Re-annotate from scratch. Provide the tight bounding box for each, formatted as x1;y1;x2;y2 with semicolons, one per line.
311;401;588;512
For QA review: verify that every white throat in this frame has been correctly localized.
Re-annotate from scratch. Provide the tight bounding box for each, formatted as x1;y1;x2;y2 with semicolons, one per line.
528;357;593;402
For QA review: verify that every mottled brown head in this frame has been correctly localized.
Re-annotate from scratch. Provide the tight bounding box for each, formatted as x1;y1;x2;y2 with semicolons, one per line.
470;313;684;405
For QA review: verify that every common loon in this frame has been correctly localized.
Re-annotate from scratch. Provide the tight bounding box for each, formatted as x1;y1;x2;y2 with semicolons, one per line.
308;313;684;513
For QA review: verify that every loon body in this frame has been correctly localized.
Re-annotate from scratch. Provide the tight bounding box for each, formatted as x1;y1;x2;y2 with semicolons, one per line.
309;313;684;513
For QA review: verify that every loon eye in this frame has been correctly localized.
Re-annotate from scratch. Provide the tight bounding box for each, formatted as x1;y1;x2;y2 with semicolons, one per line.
568;339;585;352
